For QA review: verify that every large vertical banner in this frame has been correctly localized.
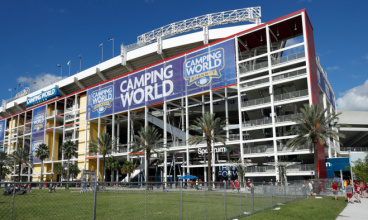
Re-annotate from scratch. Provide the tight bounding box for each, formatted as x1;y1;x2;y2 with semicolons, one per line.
317;67;335;109
86;39;236;120
0;120;5;142
31;105;46;163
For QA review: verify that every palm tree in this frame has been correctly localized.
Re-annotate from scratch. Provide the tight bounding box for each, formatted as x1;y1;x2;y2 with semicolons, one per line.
188;112;226;190
34;144;50;188
9;148;33;182
105;156;120;183
54;165;66;182
130;126;163;186
0;151;10;184
121;160;136;183
88;132;117;182
69;163;81;182
61;140;78;189
285;104;347;194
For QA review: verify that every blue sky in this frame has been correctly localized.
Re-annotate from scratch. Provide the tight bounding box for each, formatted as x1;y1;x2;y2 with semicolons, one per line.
1;0;367;110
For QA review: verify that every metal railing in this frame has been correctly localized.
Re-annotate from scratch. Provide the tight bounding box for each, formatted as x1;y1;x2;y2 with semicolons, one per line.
272;51;305;66
340;147;368;152
240;77;269;89
243;117;272;127
276;113;302;123
273;68;307;81
277;143;310;152
0;180;308;220
240;60;268;73
286;164;314;172
274;89;308;102
244;145;274;154
241;96;271;108
246;166;275;173
25;119;32;124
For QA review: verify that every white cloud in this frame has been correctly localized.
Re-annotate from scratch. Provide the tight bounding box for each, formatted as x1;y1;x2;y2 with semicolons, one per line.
16;73;63;92
336;79;368;111
364;54;368;60
326;66;339;71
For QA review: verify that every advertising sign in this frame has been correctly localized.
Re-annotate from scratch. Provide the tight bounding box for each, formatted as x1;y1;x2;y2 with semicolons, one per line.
317;67;335;109
30;105;46;163
26;87;61;107
87;39;236;120
0;120;5;142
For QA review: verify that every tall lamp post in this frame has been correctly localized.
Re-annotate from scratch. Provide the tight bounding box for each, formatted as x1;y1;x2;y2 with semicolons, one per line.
79;55;82;72
99;43;103;62
57;64;62;77
108;38;114;57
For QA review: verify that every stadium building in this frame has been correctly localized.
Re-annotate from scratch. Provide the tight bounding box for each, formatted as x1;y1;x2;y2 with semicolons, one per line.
0;8;338;183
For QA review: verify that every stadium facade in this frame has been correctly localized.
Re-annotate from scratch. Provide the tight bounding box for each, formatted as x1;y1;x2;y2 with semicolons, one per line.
0;8;338;183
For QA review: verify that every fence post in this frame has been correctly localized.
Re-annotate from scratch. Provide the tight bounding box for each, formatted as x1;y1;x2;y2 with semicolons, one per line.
145;182;147;220
295;181;297;201
92;182;97;220
205;182;207;220
10;184;16;220
271;185;273;209
180;181;182;220
224;181;227;220
284;181;287;204
251;185;254;213
262;185;264;211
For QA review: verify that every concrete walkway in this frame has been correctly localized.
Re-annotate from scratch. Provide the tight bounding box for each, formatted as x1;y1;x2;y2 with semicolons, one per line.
336;197;368;220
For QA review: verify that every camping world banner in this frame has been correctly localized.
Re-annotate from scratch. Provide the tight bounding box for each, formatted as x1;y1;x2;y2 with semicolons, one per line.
87;39;236;120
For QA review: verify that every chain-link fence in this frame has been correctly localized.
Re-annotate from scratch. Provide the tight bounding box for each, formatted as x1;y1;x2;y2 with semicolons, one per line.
0;180;308;220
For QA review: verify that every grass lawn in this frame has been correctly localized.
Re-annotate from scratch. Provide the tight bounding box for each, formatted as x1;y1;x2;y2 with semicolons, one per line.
0;188;305;220
241;196;347;220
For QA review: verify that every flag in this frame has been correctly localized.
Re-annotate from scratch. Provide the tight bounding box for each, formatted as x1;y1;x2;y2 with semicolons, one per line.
108;38;113;41
78;55;81;58
57;64;62;67
18;84;22;86
99;43;103;47
14;87;17;90
42;79;44;82
8;89;11;91
67;60;70;65
32;82;36;84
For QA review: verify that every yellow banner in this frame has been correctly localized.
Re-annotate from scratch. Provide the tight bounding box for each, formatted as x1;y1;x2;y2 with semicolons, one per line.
189;69;219;84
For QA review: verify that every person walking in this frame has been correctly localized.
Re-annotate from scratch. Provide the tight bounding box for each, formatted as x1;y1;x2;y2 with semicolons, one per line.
354;182;361;203
48;184;52;193
360;181;366;198
308;181;313;197
345;182;354;204
332;181;339;201
27;183;32;193
235;179;240;193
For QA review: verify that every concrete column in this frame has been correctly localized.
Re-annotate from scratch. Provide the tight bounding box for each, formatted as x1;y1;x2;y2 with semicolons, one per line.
185;96;190;175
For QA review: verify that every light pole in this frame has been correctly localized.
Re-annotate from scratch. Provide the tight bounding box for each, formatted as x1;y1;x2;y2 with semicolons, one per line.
67;60;71;76
99;43;103;62
108;38;114;57
79;55;82;72
57;64;62;77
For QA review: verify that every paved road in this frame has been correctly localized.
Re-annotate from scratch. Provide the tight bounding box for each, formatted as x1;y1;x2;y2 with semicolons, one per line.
336;197;368;220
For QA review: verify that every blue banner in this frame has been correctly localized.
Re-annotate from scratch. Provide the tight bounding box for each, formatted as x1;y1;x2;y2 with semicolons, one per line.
87;39;236;120
26;87;61;107
31;105;46;163
317;67;335;109
0;120;5;142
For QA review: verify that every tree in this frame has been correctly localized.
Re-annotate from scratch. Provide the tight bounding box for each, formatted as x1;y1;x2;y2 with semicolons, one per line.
34;144;50;188
1;167;11;179
121;160;136;183
188;112;227;190
105;156;120;183
232;160;247;187
54;165;66;181
61;140;78;189
285;104;347;194
0;151;10;184
89;132;117;182
130;126;163;186
349;152;368;183
69;163;81;182
9;148;33;182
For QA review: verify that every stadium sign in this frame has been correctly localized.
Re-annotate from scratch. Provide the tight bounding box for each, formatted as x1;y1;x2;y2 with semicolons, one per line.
87;39;236;120
26;87;61;107
198;147;228;155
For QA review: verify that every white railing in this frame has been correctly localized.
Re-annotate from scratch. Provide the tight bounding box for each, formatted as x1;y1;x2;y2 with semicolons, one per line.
277;143;310;152
276;113;303;123
273;69;307;81
240;77;269;89
287;164;314;172
241;96;271;108
340;147;368;152
240;60;268;73
274;89;308;102
243;117;272;127
244;145;274;154
272;51;305;66
246;166;274;173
